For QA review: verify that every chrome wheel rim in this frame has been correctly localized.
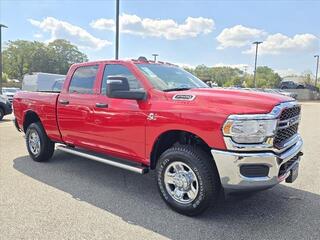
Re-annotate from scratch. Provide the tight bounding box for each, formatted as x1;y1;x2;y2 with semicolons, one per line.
164;161;199;204
28;130;41;156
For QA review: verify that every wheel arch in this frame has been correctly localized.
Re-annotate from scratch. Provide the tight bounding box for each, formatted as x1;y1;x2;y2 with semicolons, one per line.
150;129;213;170
23;110;42;132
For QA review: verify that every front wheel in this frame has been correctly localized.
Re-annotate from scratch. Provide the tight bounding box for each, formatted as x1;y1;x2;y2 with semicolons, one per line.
156;146;220;216
26;122;55;162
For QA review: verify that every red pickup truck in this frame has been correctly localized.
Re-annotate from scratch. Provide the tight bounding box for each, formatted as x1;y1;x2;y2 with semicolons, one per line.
13;58;303;216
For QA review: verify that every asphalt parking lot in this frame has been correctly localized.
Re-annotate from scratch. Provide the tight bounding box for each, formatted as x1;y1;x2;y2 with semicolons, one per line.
0;102;320;240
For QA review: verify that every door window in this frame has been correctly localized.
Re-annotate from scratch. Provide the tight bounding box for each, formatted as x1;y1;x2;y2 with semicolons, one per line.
69;65;99;94
101;64;143;95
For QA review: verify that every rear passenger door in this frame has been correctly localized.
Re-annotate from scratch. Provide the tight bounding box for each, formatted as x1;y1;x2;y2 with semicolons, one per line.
57;64;101;147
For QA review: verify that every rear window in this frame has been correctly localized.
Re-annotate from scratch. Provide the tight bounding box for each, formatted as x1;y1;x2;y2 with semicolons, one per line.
69;65;99;94
52;80;64;92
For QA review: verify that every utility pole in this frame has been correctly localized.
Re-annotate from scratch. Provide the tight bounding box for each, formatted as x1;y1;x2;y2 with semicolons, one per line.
315;55;319;88
115;0;120;60
253;41;262;88
0;24;8;94
152;54;158;62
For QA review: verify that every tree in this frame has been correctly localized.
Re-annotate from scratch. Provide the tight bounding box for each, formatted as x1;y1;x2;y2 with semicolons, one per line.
185;65;244;86
185;65;282;88
3;40;38;80
255;66;282;88
3;39;88;80
2;72;8;83
210;67;243;86
47;39;88;74
301;70;313;85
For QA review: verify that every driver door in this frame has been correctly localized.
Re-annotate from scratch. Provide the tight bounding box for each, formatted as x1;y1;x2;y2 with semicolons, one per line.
93;64;148;163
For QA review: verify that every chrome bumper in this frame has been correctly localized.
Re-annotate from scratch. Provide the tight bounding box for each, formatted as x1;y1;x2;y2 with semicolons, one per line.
211;136;303;191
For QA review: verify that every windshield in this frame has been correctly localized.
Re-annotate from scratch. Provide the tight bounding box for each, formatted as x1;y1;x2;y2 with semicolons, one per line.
136;64;208;91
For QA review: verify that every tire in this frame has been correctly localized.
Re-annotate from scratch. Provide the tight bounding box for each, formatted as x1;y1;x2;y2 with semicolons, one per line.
156;145;220;216
25;122;55;162
0;108;4;121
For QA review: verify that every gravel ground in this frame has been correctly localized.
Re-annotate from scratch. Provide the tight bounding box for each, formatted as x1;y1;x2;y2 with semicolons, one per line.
0;102;319;240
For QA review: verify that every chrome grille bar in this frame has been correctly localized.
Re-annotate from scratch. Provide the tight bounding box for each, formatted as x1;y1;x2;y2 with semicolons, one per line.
274;104;301;149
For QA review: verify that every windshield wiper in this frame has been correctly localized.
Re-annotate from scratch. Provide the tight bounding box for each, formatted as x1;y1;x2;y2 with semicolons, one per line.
163;87;192;92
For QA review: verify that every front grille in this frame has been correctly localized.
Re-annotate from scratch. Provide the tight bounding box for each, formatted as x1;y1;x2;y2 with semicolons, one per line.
274;105;300;149
279;105;301;121
274;123;299;148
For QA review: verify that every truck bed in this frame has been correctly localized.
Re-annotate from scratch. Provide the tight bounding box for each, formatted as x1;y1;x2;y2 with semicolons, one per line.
13;91;62;142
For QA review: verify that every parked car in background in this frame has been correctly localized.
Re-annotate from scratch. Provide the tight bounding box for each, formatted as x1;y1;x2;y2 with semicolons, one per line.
263;89;298;99
304;83;319;92
0;95;12;120
22;73;66;92
0;87;20;103
279;80;304;89
238;88;298;99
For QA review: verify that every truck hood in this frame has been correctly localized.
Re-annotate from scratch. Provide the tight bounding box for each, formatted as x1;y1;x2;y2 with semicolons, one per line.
166;88;294;115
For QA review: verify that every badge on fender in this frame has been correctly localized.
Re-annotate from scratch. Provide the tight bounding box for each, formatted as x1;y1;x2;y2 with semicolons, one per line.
172;94;196;101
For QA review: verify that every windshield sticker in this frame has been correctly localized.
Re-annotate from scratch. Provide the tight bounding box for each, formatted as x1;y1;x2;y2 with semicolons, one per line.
172;94;196;101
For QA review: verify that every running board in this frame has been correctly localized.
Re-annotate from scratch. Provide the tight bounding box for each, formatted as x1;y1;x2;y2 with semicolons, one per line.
56;145;149;174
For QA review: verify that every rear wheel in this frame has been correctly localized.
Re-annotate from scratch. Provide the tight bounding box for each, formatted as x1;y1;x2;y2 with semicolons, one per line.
26;122;55;162
156;146;220;216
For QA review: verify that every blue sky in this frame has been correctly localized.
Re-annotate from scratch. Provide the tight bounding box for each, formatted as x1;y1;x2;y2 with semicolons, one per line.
1;0;319;76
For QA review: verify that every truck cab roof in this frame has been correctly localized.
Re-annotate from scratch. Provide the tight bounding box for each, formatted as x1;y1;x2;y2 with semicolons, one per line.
70;57;178;68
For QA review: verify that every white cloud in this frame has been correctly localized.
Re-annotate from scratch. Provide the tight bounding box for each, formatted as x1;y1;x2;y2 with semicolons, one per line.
216;25;266;49
217;24;319;55
243;33;319;55
33;33;43;38
90;13;214;40
28;17;111;50
91;18;115;30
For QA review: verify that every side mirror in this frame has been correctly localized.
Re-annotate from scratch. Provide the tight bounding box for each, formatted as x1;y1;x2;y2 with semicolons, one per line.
107;76;146;100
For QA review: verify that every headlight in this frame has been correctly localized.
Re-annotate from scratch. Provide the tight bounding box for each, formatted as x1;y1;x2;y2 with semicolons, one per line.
223;118;277;144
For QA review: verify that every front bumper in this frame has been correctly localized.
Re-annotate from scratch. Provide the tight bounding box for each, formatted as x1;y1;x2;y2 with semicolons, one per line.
211;136;303;192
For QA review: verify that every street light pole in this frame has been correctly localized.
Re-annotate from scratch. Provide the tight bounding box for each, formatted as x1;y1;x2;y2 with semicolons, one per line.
0;24;8;94
115;0;120;60
152;54;158;62
315;55;319;88
253;41;262;88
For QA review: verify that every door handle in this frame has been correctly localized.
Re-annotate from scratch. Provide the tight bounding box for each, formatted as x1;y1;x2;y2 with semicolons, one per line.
59;99;69;105
95;103;108;108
